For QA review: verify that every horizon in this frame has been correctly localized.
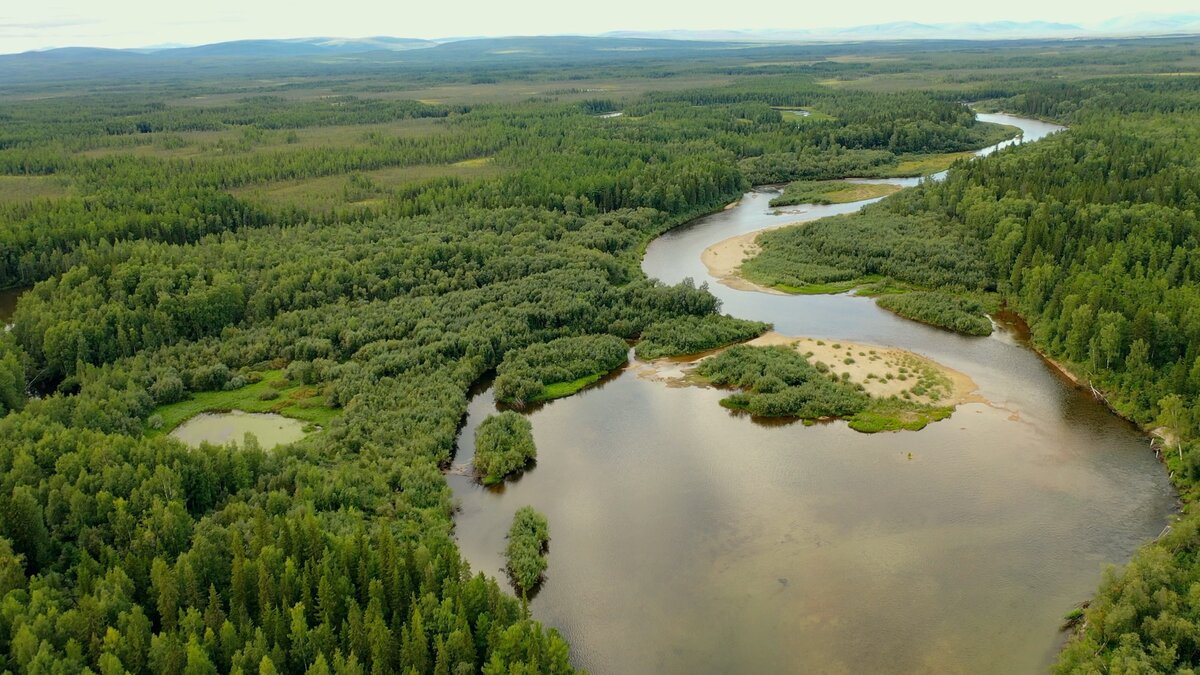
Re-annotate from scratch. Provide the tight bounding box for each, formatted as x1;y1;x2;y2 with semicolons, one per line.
3;3;1200;55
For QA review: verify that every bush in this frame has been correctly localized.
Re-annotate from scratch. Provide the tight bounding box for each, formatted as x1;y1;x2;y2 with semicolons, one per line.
188;363;230;391
149;372;185;404
635;315;770;359
474;411;537;484
876;292;992;336
696;345;869;419
505;506;550;595
494;335;629;405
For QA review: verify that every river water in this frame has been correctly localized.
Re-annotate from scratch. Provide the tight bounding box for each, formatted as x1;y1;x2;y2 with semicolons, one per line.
0;286;26;327
448;114;1177;673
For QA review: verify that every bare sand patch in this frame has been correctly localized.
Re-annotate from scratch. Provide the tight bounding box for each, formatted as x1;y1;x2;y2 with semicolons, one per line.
747;332;982;406
636;331;982;408
701;230;787;294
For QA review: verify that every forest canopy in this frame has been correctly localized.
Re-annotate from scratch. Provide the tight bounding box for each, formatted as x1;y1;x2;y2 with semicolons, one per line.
1;35;1198;674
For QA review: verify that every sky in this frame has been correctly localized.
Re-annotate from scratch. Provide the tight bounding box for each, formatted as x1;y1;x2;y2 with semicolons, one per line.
2;0;1199;54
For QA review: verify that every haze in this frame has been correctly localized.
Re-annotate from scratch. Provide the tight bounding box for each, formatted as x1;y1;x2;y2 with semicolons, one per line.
3;0;1199;53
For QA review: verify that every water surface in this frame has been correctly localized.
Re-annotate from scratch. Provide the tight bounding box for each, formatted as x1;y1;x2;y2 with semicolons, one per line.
0;286;27;327
169;410;309;449
450;113;1175;673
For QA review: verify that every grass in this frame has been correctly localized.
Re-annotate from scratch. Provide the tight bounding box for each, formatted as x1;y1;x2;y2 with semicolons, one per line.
78;118;449;159
848;398;954;433
233;160;504;211
0;176;71;201
770;180;900;207
775;107;837;123
532;372;606;403
880;151;977;177
852;278;918;297
146;370;337;436
451;156;494;168
772;275;885;295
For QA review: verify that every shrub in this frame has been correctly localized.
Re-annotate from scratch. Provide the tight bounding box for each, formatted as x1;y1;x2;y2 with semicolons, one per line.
505;506;550;595
474;411;537;484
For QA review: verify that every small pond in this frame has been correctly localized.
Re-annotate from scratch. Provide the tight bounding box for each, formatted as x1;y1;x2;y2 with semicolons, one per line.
169;410;309;449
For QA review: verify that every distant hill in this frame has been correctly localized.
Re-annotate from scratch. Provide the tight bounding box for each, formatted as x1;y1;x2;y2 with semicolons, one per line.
6;12;1199;66
604;14;1200;41
2;20;1198;88
159;36;438;57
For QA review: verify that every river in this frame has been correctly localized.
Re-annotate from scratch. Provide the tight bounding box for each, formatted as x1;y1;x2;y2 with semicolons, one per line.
448;113;1177;673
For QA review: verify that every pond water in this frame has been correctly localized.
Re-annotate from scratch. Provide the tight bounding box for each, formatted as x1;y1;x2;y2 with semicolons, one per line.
0;286;28;328
449;113;1176;673
169;410;309;449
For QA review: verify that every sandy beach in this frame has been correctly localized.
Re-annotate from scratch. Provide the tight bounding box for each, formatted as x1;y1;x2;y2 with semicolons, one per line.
700;229;786;294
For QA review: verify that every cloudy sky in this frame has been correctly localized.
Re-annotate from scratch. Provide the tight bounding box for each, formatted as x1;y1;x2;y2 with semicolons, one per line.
2;0;1198;54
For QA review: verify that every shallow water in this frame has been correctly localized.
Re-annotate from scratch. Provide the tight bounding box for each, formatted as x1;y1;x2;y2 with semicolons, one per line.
0;286;27;328
169;410;309;449
450;113;1176;673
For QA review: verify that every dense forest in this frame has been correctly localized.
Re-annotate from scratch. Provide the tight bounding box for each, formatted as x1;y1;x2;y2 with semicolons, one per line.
1;35;1199;673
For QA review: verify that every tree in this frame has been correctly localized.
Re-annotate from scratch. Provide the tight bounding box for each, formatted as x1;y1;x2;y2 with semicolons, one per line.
2;486;50;572
1158;394;1187;459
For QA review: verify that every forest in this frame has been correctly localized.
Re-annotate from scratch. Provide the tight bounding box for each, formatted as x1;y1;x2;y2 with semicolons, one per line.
1;34;1199;673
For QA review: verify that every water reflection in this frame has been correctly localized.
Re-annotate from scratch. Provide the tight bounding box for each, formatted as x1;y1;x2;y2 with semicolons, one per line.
449;114;1174;674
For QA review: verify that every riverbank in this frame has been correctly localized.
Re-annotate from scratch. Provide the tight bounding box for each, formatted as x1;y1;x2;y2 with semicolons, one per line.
701;228;787;294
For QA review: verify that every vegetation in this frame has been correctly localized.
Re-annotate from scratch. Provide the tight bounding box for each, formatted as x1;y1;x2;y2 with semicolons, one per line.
635;315;770;359
493;335;630;405
740;69;1200;670
848;399;954;433
875;292;993;336
474;412;538;485
694;343;961;432
696;345;870;419
504;507;550;597
0;33;1198;673
743;210;990;292
146;369;337;434
768;180;900;207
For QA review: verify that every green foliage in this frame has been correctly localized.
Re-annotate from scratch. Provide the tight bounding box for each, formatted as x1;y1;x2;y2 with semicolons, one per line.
847;398;954;432
493;334;629;405
876;292;993;336
736;73;1200;669
0;335;27;415
474;412;538;485
696;345;870;419
743;210;990;292
740;148;897;185
768;180;899;207
505;507;550;596
2;35;1197;673
635;314;770;359
145;369;337;435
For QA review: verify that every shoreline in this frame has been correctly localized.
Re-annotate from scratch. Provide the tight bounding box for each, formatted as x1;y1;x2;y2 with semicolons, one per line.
748;331;984;407
637;330;983;409
701;227;789;295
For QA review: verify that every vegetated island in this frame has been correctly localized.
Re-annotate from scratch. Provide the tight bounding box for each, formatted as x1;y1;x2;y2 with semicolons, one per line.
768;179;901;207
473;411;538;485
703;209;998;336
505;506;550;596
639;331;980;432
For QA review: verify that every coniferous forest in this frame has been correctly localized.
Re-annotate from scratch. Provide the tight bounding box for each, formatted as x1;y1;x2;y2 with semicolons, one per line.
1;35;1200;673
